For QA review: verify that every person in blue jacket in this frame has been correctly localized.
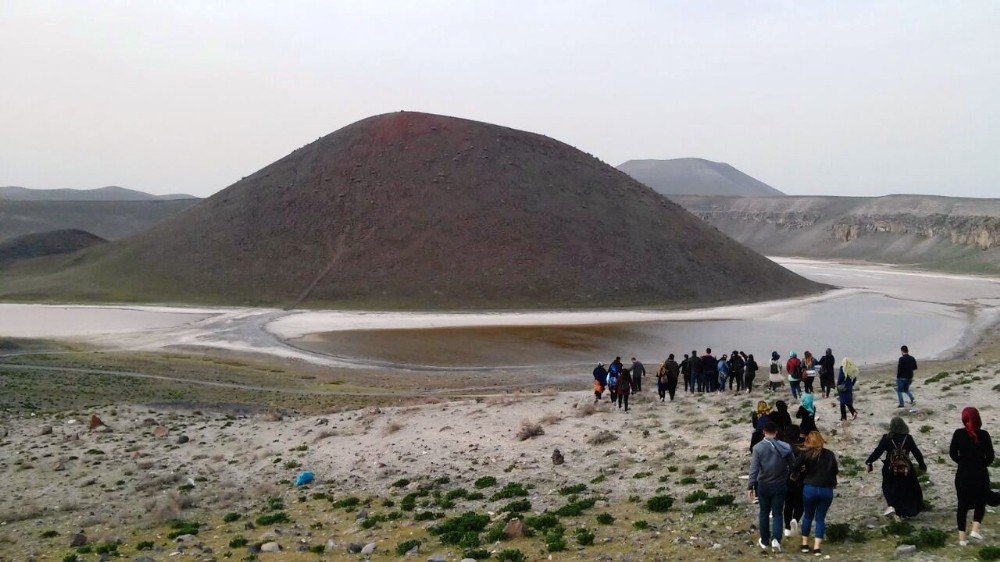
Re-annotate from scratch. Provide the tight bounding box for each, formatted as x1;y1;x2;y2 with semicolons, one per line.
592;362;608;403
837;365;857;420
717;353;730;393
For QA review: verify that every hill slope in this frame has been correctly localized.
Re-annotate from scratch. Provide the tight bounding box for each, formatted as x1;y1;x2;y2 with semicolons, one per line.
0;112;820;308
0;199;199;242
0;186;197;201
0;230;107;268
676;195;1000;273
617;158;785;197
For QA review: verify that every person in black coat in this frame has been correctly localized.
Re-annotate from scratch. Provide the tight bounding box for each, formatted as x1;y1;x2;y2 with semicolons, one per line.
865;417;926;518
770;400;792;431
951;407;1000;545
745;353;759;394
819;348;836;398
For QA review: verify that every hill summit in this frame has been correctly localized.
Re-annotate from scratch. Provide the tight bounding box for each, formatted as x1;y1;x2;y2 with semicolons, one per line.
0;112;818;308
618;158;785;197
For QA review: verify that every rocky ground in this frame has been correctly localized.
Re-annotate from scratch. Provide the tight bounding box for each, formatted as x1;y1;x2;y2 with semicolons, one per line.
2;335;1000;561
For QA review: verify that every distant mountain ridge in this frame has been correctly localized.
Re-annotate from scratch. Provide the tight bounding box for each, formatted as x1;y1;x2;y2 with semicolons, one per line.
617;158;785;197
0;185;197;201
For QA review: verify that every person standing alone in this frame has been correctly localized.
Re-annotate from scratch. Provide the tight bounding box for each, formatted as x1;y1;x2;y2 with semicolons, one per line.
631;357;645;393
896;345;917;408
748;420;794;553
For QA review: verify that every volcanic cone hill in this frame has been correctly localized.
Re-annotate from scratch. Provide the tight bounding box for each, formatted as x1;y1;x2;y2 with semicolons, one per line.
0;112;821;308
618;158;785;197
0;229;106;268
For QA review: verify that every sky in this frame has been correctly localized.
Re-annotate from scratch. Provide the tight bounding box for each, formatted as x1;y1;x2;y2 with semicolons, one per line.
1;1;997;198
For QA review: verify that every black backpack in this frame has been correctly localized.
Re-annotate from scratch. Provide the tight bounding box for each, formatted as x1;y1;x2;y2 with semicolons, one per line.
770;361;780;374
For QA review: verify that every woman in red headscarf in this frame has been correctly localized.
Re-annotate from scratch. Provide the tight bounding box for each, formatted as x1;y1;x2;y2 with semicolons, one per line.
950;407;1000;546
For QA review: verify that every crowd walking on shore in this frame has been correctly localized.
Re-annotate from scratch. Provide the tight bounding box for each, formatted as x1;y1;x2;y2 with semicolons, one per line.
590;343;998;553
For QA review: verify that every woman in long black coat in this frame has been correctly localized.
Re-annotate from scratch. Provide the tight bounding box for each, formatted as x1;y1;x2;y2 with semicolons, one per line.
865;417;926;518
950;407;1000;545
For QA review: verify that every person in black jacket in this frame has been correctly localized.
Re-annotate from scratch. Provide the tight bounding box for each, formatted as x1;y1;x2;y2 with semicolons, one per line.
819;348;836;398
662;354;679;401
700;348;717;392
865;417;926;518
951;407;1000;545
896;345;917;408
770;400;792;432
745;353;759;394
680;353;692;393
780;424;805;539
793;431;839;555
691;349;703;393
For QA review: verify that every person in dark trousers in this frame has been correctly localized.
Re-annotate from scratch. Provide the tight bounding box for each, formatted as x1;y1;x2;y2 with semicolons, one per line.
717;353;730;393
663;354;679;401
607;365;620;405
768;351;784;392
950;407;1000;546
896;345;917;408
630;357;645;393
745;353;759;393
801;351;817;394
680;353;693;393
748;420;794;553
786;352;803;399
656;361;667;402
796;394;817;436
837;363;857;420
701;348;718;392
617;368;632;412
592;362;608;403
771;400;793;432
728;350;745;391
865;417;926;518
691;350;703;393
819;348;836;398
794;431;838;555
781;424;805;538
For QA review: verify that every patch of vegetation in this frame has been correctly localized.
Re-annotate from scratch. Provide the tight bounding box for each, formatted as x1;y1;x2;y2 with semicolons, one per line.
899;527;948;549
490;483;529;501
632;471;652;479
596;513;615;524
136;540;154;550
166;519;200;539
883;519;915;536
926;371;950;383
413;511;444;522
223;512;240;523
575;527;595;546
684;490;709;503
544;527;566;552
95;541;121;555
40;530;58;538
980;546;1000;561
497;549;525;562
391;478;410;488
474;476;497;489
445;488;469;501
919;425;933;434
679;476;697;485
501;499;532;514
428;512;491;547
645;495;675;512
558;483;587;495
590;474;606;484
395;539;421;556
331;496;361;510
401;489;429;511
526;513;560;531
633;520;649;530
554;497;597;517
255;512;290;526
229;536;248;548
825;523;868;544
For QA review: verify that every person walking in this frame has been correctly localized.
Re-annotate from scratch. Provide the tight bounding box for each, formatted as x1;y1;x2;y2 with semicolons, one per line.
745;353;759;394
748;420;794;553
617;368;632;412
950;407;1000;545
768;351;784;392
782;424;805;538
752;400;772;428
631;357;645;393
717;353;730;393
794;431;839;555
837;361;858;420
691;349;703;393
819;348;836;398
865;417;926;518
786;352;803;399
771;400;793;432
592;362;608;403
801;351;817;394
663;354;680;401
728;350;744;391
896;345;917;408
680;353;692;393
796;394;818;436
607;365;620;405
701;348;718;392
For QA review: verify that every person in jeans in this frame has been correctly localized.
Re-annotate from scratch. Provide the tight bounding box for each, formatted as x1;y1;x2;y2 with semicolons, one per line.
748;420;794;553
786;351;802;399
793;431;839;555
837;362;858;420
896;345;917;408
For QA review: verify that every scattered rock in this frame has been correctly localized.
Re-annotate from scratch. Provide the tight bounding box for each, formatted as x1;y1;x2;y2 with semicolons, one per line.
427;556;446;562
88;415;104;430
69;533;88;547
326;538;336;551
361;542;376;555
176;435;189;444
347;543;364;554
53;460;66;471
93;424;112;433
174;534;195;542
504;518;525;539
152;426;168;439
356;508;369;520
133;556;156;562
552;449;564;465
315;418;329;426
894;544;916;558
260;542;281;553
40;425;53;436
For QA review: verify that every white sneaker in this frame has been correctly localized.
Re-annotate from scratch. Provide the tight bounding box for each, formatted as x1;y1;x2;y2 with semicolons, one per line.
784;528;791;537
771;539;782;552
883;506;896;517
790;519;799;536
960;540;969;546
759;538;769;551
971;531;984;541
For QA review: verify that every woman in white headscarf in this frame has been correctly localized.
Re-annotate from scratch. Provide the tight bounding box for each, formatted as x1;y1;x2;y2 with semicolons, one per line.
837;358;859;420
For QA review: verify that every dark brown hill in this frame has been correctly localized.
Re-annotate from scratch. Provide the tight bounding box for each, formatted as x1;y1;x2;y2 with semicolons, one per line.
0;229;107;268
0;112;821;308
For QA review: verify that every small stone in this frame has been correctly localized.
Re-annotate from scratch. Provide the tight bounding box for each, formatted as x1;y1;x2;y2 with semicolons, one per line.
504;518;525;539
361;542;376;555
426;556;446;562
347;543;364;554
70;533;88;547
356;508;369;520
296;544;309;552
260;542;281;553
176;435;189;444
552;449;564;465
326;539;336;551
461;559;477;562
153;426;168;439
40;425;53;436
174;534;195;542
894;544;917;558
134;556;156;562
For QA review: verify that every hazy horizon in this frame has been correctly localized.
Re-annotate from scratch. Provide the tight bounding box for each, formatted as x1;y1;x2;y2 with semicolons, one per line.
2;1;997;199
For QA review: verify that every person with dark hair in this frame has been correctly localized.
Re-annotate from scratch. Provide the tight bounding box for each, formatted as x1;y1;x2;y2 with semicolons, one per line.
717;353;730;393
745;353;759;394
691;350;703;393
796;394;817;436
771;400;792;431
592;362;608;403
786;352;803;399
729;350;745;392
701;348;718;392
630;357;645;393
950;407;1000;545
801;351;817;394
819;348;836;398
794;431;839;555
865;417;926;518
617;368;632;412
780;424;805;539
680;353;693;393
768;351;784;392
662;354;679;401
748;420;794;553
896;345;917;408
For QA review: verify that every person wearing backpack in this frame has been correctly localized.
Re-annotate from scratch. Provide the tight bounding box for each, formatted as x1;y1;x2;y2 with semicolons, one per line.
680;353;692;393
748;420;795;553
786;352;803;399
768;351;784;392
865;417;927;518
793;431;839;556
836;362;858;420
592;362;608;404
950;407;1000;546
701;348;718;392
662;354;680;401
607;366;620;405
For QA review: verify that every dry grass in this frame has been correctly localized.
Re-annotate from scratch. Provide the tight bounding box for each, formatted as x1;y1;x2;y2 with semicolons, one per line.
515;419;545;441
0;501;43;523
539;411;563;425
261;410;283;422
313;429;336;443
587;430;615;445
383;420;404;435
541;387;558;397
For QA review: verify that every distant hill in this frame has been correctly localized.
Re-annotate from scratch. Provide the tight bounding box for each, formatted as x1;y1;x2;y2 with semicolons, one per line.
617;158;785;197
675;194;1000;273
0;199;199;242
0;186;198;201
0;229;107;268
0;112;820;308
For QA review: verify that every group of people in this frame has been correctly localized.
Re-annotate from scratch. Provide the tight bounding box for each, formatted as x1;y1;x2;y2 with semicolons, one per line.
591;356;648;411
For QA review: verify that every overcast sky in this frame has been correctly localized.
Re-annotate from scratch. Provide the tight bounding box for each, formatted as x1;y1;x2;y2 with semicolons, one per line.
2;1;997;198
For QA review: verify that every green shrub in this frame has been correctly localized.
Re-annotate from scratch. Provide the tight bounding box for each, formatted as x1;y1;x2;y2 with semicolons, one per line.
474;476;498;489
501;499;531;514
900;527;948;549
223;512;240;523
558;483;587;496
554;497;596;517
544;528;566;552
496;549;525;562
883;519;915;536
166;519;200;539
706;494;734;507
684;490;709;503
825;523;851;543
490;483;529;501
692;504;717;515
919;425;933;434
525;513;560;531
575;527;595;546
309;544;325;554
136;540;154;550
463;548;490;559
596;513;615;525
395;539;421;556
331;496;361;509
255;512;290;526
95;541;120;555
980;546;1000;561
401;490;429;511
679;476;697;485
483;523;506;543
41;530;58;538
590;474;606;484
63;555;77;562
645;495;674;513
229;537;248;548
446;488;469;501
414;511;443;522
265;497;284;511
391;478;410;488
633;520;649;530
428;512;491;546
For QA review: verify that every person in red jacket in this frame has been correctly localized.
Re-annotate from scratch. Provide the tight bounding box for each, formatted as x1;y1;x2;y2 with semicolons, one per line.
786;352;803;399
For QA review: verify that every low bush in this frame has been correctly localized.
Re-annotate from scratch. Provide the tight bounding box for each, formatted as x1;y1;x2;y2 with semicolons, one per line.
223;512;240;523
980;546;1000;561
429;512;491;547
474;476;497;489
414;511;443;522
645;495;675;513
136;540;154;550
575;527;595;546
525;513;560;531
633;520;649;530
501;499;531;514
679;476;697;485
496;549;525;562
684;490;709;503
596;513;615;525
900;527;948;549
558;483;587;496
883;519;915;536
490;483;529;501
515;419;544;441
255;512;290;526
544;528;566;552
391;478;410;488
229;536;248;548
554;497;597;517
395;539;421;556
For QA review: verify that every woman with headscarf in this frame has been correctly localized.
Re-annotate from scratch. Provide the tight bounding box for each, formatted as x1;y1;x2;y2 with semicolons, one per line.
819;348;836;398
801;351;817;394
768;351;784;392
796;394;817;436
793;431;838;555
865;417;926;518
950;407;1000;545
744;353;758;394
786;351;803;399
771;400;792;432
752;400;772;428
837;359;858;420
